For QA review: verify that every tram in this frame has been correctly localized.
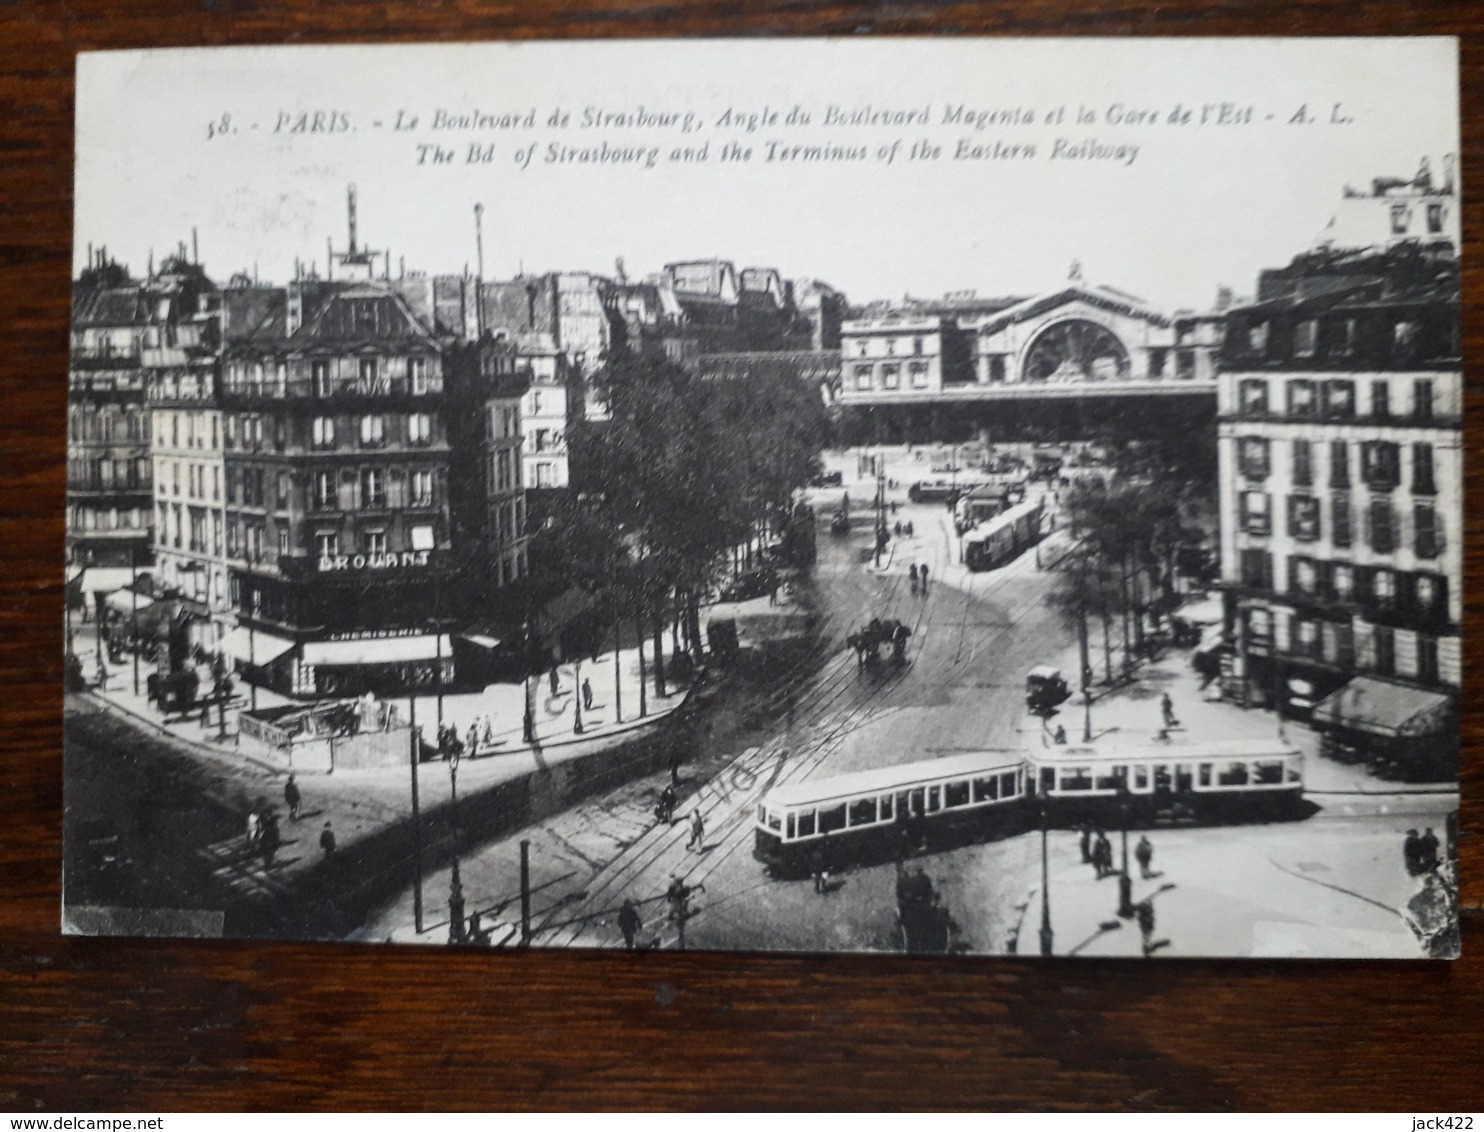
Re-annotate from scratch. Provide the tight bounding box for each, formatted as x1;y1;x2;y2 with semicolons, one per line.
753;740;1307;877
962;498;1043;572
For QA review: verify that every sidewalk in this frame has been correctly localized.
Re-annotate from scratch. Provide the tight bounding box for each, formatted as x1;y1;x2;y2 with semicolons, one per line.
70;617;695;902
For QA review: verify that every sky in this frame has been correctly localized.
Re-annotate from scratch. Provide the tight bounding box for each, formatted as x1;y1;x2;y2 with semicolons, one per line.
75;38;1459;312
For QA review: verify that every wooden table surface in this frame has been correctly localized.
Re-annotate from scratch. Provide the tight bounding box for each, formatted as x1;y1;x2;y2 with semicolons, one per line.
2;1;1480;1111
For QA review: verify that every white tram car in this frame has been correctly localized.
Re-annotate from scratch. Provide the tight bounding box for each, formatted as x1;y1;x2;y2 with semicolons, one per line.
962;498;1043;572
753;740;1306;877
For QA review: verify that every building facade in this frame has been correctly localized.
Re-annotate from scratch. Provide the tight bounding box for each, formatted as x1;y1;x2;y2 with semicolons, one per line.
1216;244;1462;714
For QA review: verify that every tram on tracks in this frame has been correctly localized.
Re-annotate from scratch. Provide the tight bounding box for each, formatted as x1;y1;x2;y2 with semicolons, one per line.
753;740;1307;877
962;498;1043;572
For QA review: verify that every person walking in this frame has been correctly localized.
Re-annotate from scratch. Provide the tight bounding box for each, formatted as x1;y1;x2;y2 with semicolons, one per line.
466;721;480;758
245;807;261;853
1078;823;1092;864
666;875;688;922
283;774;301;821
919;563;930;595
1135;835;1155;879
582;678;594;712
686;809;705;853
259;810;281;869
1136;899;1157;956
1418;827;1441;873
1160;692;1179;730
909;564;919;595
618;899;642;950
1094;831;1113;879
657;783;677;825
1403;829;1423;876
319;821;336;857
480;715;494;748
668;752;681;788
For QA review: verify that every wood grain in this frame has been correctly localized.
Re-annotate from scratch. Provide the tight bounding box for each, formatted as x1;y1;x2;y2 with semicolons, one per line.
2;3;1481;1110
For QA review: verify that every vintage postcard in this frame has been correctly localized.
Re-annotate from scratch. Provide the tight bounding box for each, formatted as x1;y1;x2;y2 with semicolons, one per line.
64;38;1460;957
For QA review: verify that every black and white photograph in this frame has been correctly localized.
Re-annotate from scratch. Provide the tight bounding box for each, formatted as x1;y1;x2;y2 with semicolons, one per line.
63;37;1461;958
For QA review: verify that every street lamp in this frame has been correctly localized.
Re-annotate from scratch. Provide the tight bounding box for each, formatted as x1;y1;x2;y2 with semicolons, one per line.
1115;778;1134;919
573;655;584;735
1038;798;1054;957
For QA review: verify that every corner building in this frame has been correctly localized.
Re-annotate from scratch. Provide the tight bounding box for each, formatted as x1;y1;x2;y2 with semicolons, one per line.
1217;245;1461;713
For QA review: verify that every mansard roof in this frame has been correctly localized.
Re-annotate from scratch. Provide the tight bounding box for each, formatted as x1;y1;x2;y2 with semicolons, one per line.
72;285;152;328
290;285;438;349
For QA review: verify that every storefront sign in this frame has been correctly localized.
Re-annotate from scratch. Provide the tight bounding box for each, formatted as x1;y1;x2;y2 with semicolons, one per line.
317;550;431;573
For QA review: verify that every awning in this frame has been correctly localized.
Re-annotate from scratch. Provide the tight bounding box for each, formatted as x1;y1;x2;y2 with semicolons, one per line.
458;633;504;650
1193;625;1228;657
104;590;155;614
535;587;598;635
300;634;452;667
219;627;297;666
1311;676;1453;739
1178;596;1224;625
75;567;139;595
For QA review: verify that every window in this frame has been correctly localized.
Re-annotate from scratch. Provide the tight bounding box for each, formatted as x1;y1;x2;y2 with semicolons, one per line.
313;360;332;397
1412;379;1434;423
1239;491;1270;535
410;357;428;395
1361;441;1400;490
1412;444;1436;496
1418;634;1440;684
972;776;999;803
854;365;872;391
1427;202;1445;235
1237;437;1270;480
1372;568;1396;607
1286;380;1317;418
1331;493;1352;548
408;413;433;446
307;417;332;451
1293;319;1318;358
315;531;339;560
1329;441;1350;489
909;362;929;388
1288;496;1320;542
363;529;387;556
912;337;924;356
223;414;236;450
817;804;846;834
881;364;900;390
1323;380;1355;419
1371;380;1391;420
1390;202;1410;235
944;781;970;808
1294;619;1320;659
1333;318;1358;359
1238;379;1268;414
1368;500;1395;554
361;469;386;508
1391;319;1421;363
276;472;289;510
358;357;379;392
313;471;336;510
359;415;386;448
1291;558;1318;595
1415;574;1439;612
1374;625;1396;676
411;470;434;506
1246;320;1269;356
1292;439;1313;486
276;528;289;557
535;463;554;488
1239;548;1273;590
1332;564;1355;600
847;798;878;827
1414;502;1442;559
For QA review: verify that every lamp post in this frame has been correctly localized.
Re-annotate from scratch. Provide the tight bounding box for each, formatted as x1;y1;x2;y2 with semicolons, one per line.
573;655;584;735
447;857;466;945
130;542;141;696
521;615;536;746
243;542;258;711
408;709;424;935
1116;779;1134;918
1039;799;1054;957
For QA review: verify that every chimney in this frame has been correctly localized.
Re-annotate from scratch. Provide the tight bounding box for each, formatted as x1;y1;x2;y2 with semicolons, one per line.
192;227;199;264
474;203;486;337
327;237;334;282
1443;153;1456;195
347;184;358;254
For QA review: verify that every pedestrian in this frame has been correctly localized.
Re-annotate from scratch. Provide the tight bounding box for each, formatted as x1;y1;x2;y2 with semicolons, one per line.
618;899;642;950
284;773;301;821
1079;823;1092;864
1094;831;1113;878
1136;899;1156;956
686;809;705;853
668;752;681;788
811;850;826;894
1160;692;1179;729
1418;827;1441;873
549;667;560;695
582;678;594;711
658;783;677;825
95;653;109;691
481;715;493;748
919;563;929;595
245;807;261;852
466;721;480;758
1135;834;1154;879
666;874;688;922
320;821;336;857
259;811;281;869
909;564;919;595
1403;829;1422;876
1053;725;1067;745
891;501;898;516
